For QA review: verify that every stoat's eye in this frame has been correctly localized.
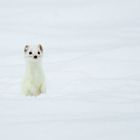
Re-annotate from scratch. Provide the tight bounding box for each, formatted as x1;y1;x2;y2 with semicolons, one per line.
38;51;40;55
29;51;32;55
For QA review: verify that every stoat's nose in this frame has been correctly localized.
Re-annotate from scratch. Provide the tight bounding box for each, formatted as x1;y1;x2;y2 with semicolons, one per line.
34;55;38;59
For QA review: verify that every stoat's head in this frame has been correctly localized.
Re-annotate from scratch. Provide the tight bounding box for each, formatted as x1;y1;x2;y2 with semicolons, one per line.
24;44;44;63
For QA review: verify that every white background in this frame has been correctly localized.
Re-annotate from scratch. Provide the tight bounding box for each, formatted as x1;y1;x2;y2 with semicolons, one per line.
0;0;140;139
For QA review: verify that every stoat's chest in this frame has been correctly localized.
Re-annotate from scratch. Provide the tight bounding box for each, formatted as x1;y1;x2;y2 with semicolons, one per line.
24;63;45;86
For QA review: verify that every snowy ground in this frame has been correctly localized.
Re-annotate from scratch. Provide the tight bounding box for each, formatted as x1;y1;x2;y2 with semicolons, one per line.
0;0;140;140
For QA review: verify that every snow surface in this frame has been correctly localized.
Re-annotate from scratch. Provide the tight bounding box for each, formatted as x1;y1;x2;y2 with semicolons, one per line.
0;0;140;140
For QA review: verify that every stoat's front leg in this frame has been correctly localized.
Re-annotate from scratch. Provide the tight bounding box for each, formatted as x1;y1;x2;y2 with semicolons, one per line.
40;82;46;94
31;86;38;96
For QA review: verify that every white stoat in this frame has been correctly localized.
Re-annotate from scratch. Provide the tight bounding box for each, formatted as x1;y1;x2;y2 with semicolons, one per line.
22;44;46;96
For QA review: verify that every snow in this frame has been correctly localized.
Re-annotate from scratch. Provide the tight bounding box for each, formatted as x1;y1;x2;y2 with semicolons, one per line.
0;0;140;139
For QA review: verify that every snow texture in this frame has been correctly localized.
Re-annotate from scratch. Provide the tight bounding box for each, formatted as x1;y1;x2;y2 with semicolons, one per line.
0;0;140;140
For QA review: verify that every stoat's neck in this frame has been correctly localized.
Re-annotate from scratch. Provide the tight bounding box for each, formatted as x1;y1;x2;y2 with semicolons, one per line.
25;61;43;73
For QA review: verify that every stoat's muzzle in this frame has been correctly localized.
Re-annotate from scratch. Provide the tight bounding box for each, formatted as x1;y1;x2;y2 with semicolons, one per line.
34;55;38;59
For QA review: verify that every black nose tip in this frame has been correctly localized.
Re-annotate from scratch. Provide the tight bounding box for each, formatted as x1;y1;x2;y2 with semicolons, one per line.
34;55;38;59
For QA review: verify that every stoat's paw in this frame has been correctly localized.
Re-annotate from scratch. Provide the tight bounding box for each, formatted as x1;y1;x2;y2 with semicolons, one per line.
31;87;40;96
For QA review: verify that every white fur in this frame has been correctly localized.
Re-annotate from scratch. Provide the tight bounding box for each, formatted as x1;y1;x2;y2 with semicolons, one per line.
22;44;46;96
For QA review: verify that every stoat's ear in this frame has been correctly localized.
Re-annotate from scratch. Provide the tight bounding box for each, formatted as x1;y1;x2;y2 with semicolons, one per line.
38;44;43;52
24;45;29;53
